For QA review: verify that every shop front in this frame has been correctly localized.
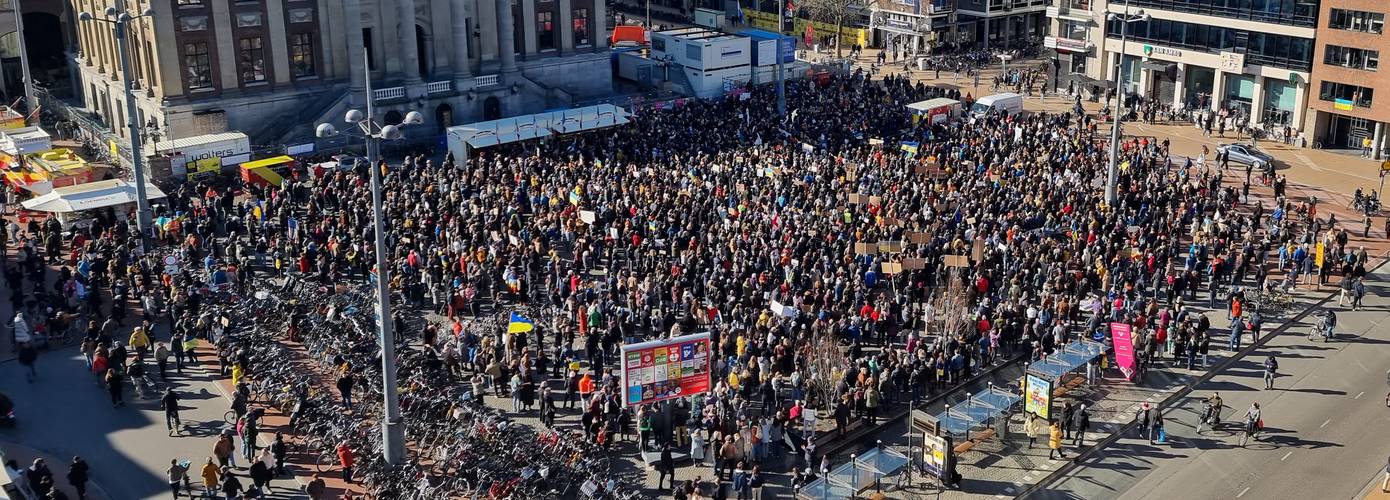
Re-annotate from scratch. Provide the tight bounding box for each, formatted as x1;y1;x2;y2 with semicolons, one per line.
1222;73;1256;119
871;10;931;54
1184;66;1215;110
1260;77;1297;127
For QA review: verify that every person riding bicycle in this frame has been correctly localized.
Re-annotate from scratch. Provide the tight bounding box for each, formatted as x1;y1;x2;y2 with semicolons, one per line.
1320;309;1336;339
1205;392;1223;421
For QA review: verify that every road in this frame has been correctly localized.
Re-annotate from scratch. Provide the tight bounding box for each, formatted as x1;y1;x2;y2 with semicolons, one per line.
1033;270;1390;500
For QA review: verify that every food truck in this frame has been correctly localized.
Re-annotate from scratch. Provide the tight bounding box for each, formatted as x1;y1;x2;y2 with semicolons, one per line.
905;98;962;125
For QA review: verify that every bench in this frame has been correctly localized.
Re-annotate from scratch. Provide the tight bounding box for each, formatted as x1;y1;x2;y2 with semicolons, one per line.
952;428;997;454
1053;374;1086;398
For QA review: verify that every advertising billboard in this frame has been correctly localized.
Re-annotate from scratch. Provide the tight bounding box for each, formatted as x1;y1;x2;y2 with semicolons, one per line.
620;332;712;407
1111;322;1136;381
1025;373;1053;420
922;431;952;479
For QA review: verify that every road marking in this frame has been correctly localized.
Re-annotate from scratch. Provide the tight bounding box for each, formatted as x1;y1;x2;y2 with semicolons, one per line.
1281;451;1292;461
1356;391;1366;400
1237;487;1252;498
1320;419;1331;428
1005;487;1016;494
1292;153;1322;172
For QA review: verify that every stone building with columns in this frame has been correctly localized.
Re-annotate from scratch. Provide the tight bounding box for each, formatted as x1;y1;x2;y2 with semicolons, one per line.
70;0;613;149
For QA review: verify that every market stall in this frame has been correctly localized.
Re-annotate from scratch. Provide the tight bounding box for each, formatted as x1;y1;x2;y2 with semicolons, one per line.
906;98;961;125
20;178;167;230
239;155;295;187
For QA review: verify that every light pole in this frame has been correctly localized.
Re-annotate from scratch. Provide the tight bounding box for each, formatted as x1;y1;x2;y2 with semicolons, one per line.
79;0;155;252
777;0;787;117
1102;1;1148;206
316;53;424;466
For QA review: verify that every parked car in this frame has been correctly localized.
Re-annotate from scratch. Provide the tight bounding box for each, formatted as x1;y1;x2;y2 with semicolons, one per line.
1215;143;1274;169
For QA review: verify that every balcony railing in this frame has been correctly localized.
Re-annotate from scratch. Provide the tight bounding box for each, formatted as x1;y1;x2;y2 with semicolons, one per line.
473;74;500;88
425;80;452;95
373;86;406;102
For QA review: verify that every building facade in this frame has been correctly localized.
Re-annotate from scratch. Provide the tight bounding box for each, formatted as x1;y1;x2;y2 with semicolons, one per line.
1050;0;1318;135
955;0;1047;49
868;0;955;54
1306;0;1385;156
70;0;613;148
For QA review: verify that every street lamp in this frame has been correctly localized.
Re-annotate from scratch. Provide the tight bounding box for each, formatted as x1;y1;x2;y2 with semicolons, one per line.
1102;1;1149;206
78;1;156;252
315;52;423;466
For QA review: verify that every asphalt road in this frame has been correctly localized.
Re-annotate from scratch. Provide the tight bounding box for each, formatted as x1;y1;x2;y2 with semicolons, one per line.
1033;270;1390;500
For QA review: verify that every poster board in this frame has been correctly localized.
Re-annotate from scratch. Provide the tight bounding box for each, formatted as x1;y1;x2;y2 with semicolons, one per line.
880;262;903;274
579;210;596;224
877;241;903;253
848;193;865;205
854;242;878;255
902;257;926;270
1110;322;1136;381
1024;372;1053;420
943;255;970;268
907;232;931;244
922;432;952;479
971;239;985;261
620;332;712;407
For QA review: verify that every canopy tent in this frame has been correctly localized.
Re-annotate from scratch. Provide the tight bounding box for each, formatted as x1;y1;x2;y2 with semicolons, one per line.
1027;339;1107;381
21;178;166;213
932;385;1022;437
445;104;632;160
797;446;911;500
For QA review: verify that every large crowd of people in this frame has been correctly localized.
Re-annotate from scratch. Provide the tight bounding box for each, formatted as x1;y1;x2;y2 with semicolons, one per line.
1;60;1374;499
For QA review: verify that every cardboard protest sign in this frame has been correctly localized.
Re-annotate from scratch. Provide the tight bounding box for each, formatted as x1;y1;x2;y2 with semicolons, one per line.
902;257;927;270
880;262;904;274
943;255;970;268
854;242;878;255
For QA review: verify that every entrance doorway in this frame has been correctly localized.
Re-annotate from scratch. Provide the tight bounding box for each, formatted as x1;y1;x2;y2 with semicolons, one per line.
483;96;501;120
1327;115;1371;149
416;25;429;78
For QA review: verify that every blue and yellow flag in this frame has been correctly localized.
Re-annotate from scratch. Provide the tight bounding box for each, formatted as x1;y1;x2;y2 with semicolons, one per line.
508;312;535;334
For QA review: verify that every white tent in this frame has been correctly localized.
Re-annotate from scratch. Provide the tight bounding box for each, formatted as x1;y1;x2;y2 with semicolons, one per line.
21;178;167;213
446;103;632;160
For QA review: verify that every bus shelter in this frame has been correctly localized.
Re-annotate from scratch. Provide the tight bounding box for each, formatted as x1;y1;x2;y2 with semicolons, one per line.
932;385;1022;438
1027;339;1107;380
797;446;911;500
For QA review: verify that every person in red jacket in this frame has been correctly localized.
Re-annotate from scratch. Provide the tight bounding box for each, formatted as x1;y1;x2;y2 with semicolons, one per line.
336;442;354;484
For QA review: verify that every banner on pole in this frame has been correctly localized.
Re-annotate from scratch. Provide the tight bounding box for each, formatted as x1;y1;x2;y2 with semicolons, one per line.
1111;322;1136;381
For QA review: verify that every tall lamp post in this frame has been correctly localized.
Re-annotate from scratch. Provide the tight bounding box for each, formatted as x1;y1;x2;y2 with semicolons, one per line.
315;53;423;465
78;1;156;251
1102;1;1148;206
12;0;36;113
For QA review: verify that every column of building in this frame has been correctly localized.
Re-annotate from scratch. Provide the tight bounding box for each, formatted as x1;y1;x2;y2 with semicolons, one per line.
559;0;574;54
345;0;367;105
1250;76;1264;125
399;0;423;83
1172;63;1186;110
497;0;519;72
1210;70;1225;111
451;0;472;81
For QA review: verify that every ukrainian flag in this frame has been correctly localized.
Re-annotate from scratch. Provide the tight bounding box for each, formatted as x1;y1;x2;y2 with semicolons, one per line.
508;312;535;334
1334;98;1354;111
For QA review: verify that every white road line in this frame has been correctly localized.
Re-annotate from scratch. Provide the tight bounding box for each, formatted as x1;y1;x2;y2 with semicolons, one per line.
1005;487;1016;494
1320;419;1331;428
1281;451;1293;461
1237;487;1252;498
1356;391;1366;400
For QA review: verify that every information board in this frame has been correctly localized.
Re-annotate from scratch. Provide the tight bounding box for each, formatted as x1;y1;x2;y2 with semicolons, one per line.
1111;322;1136;381
1024;373;1053;420
620;332;712;407
922;432;951;479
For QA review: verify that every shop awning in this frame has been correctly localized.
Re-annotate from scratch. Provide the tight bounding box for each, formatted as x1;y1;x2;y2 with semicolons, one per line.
21;178;166;213
1140;61;1177;73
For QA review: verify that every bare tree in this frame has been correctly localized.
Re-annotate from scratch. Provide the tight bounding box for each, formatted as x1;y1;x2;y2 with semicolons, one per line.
798;0;864;58
923;267;971;346
804;328;849;413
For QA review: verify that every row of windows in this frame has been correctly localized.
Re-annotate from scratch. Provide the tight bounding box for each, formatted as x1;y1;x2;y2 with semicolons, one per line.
184;35;317;90
1328;8;1385;33
536;9;593;51
1125;0;1318;28
1319;81;1374;108
1105;18;1313;71
1324;45;1379;72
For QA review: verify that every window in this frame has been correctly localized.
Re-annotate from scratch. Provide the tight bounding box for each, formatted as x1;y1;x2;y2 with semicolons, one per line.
183;42;212;90
1319;81;1375;108
1329;8;1385;33
573;8;590;46
1105;19;1314;72
1324;45;1379;71
537;12;555;51
238;37;266;84
177;0;203;6
290;33;315;78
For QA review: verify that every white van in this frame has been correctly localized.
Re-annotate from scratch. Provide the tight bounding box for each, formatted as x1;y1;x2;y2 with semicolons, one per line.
970;93;1025;117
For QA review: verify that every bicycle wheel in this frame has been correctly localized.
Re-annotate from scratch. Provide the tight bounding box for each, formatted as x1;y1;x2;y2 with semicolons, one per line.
316;449;336;473
223;410;237;424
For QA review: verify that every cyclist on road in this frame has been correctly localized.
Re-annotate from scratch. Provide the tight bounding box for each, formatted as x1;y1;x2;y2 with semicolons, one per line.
1263;355;1279;390
1241;402;1262;446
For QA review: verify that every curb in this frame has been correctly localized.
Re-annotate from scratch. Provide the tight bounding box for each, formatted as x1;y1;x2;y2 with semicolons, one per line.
1017;255;1388;498
817;352;1029;459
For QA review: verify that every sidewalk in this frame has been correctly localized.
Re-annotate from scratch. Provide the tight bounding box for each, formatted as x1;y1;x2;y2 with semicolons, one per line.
0;440;111;500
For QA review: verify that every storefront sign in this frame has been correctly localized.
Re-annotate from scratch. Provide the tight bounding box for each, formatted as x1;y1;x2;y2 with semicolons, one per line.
620;332;712;407
1024;373;1053;419
1111;322;1136;380
1142;45;1181;57
1045;36;1092;53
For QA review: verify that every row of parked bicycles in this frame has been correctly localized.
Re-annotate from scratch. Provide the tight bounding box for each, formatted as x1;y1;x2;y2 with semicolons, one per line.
200;273;647;499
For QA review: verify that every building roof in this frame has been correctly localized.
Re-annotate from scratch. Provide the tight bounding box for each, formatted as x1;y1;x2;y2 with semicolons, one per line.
21;178;167;213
